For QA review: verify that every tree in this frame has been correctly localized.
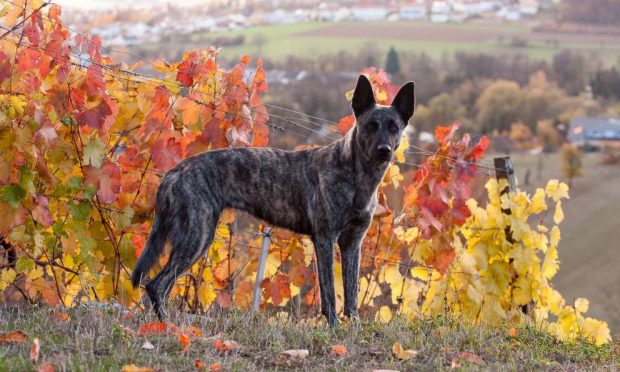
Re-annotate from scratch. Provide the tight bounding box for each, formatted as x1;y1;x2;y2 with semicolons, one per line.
552;51;586;95
561;143;583;187
475;80;525;133
385;46;401;78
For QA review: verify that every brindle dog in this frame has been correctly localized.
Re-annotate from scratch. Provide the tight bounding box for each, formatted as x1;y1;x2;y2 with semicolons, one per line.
131;75;415;326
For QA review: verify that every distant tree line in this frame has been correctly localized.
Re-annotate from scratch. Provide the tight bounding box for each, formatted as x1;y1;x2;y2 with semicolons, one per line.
560;0;620;25
256;46;619;143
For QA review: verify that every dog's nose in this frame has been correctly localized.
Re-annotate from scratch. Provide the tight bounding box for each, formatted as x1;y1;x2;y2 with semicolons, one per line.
377;144;392;154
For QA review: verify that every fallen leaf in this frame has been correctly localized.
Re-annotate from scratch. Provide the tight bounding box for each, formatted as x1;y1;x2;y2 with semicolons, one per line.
450;358;462;369
121;365;156;372
331;344;348;357
183;326;204;339
214;339;239;351
209;363;222;371
392;342;418;360
51;310;70;322
121;326;137;338
457;351;486;365
281;349;309;359
141;341;154;350
37;364;54;372
30;338;40;364
124;311;134;320
508;327;518;337
194;360;205;370
138;321;178;336
0;330;28;344
179;332;190;352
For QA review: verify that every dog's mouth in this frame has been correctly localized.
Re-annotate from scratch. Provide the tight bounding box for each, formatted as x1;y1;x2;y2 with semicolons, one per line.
373;151;393;162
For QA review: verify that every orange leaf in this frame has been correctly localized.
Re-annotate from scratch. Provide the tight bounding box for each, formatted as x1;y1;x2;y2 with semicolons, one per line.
391;342;418;360
214;339;239;351
508;327;518;337
121;365;156;372
337;115;355;135
330;344;348;357
209;363;222;371
178;332;191;352
0;330;28;344
52;310;70;322
138;322;178;336
457;351;486;365
30;338;40;364
37;364;54;372
194;360;205;370
183;326;204;339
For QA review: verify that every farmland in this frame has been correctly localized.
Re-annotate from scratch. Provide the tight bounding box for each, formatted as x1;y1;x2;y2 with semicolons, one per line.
155;21;620;63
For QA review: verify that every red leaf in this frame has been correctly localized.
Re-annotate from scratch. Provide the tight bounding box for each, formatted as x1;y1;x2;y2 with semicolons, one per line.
32;195;53;227
337;115;355;135
426;247;456;274
151;137;182;172
83;161;121;203
0;331;28;344
261;275;291;306
137;321;178;336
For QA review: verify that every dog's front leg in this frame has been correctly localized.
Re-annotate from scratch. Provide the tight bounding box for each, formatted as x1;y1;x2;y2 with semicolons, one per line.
338;221;371;321
312;235;338;327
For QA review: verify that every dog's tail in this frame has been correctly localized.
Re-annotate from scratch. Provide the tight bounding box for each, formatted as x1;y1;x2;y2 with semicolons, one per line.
131;215;167;288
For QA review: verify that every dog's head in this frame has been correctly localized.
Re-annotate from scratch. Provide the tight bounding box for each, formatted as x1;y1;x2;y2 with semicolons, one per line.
351;75;415;163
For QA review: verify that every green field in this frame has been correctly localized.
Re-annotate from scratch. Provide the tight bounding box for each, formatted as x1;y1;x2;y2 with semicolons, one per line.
159;21;620;62
493;152;620;334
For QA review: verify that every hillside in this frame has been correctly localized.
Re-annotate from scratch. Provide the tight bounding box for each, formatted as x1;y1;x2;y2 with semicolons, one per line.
506;152;620;333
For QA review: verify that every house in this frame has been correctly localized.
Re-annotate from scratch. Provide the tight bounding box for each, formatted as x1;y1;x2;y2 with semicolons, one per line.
519;0;540;15
400;2;427;20
568;117;620;149
430;1;451;23
351;4;388;21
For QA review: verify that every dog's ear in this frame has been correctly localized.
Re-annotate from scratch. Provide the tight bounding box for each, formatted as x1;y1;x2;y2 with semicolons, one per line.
351;75;376;118
391;81;415;125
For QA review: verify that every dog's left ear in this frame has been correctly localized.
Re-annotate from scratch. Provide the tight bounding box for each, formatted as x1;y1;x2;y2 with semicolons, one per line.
391;82;415;125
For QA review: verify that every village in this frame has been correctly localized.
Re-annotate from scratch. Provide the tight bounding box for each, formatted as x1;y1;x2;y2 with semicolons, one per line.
60;0;553;47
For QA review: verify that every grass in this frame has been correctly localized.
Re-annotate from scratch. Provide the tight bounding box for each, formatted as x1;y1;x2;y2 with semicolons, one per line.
137;21;620;63
0;304;617;371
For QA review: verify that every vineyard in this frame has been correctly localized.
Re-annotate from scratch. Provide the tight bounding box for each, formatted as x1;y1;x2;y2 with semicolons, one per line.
0;0;612;360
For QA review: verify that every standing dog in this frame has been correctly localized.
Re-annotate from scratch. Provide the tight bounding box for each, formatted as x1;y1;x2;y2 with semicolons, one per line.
131;75;415;326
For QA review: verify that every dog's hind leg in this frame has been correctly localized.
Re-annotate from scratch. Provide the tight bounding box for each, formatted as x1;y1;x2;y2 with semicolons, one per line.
145;209;219;320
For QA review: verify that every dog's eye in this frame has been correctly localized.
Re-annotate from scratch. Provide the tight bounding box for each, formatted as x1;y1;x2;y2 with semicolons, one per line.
369;121;379;131
388;121;399;133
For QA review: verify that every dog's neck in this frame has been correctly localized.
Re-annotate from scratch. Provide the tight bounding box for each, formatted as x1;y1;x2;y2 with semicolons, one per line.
340;126;390;194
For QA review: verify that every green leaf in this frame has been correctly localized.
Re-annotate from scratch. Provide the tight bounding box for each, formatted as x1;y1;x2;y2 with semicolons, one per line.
68;201;92;220
67;176;83;190
15;256;35;273
83;138;106;168
61;115;78;127
1;184;26;208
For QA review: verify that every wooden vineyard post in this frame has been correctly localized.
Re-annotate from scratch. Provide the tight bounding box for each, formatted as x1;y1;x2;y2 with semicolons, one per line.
494;156;516;243
252;226;272;312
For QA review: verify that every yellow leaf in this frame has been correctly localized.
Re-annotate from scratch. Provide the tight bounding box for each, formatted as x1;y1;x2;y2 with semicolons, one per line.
0;268;16;291
545;180;569;202
542;246;559;279
549;226;560;247
281;349;309;359
553;201;564;224
529;188;547;214
391;342;418;360
582;317;611;346
394;135;409;163
574;298;589;314
376;305;393;323
121;365;156;372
